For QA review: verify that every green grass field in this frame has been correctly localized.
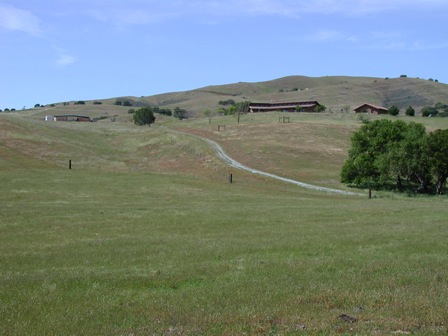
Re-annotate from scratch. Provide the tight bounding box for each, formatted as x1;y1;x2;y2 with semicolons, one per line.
1;110;448;335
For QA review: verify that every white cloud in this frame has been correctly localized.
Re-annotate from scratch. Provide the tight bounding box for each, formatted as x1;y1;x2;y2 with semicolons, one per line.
176;0;448;17
77;0;448;27
0;4;42;36
86;3;178;26
273;0;448;15
300;29;358;43
55;51;77;66
412;40;448;51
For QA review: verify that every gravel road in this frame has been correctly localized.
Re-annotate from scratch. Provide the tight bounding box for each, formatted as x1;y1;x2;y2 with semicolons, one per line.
198;136;362;196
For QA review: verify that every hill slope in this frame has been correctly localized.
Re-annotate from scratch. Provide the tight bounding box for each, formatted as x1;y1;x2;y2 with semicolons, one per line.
22;75;448;117
132;75;448;114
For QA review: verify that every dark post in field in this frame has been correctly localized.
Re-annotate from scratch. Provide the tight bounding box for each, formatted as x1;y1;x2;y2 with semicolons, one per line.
69;160;72;170
229;173;233;184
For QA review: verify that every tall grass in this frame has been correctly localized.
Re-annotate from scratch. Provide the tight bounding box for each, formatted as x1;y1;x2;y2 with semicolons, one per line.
1;111;448;334
1;168;447;335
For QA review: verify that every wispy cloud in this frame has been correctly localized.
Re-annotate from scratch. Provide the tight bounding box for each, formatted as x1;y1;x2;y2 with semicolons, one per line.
55;50;77;66
309;30;358;42
79;0;448;26
0;4;42;36
273;0;448;16
180;0;448;17
412;40;448;51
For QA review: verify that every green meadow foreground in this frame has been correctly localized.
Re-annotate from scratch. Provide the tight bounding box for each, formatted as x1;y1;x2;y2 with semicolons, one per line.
1;111;448;335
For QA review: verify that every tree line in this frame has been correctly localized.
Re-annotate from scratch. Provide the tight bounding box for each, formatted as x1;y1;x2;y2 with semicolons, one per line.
131;106;188;126
341;119;448;194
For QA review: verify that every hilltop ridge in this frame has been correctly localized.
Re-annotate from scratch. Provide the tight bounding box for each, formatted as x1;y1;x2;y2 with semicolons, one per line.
119;75;448;115
9;75;448;117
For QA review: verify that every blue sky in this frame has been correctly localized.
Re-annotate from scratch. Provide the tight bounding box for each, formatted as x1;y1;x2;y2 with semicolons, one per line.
1;0;447;109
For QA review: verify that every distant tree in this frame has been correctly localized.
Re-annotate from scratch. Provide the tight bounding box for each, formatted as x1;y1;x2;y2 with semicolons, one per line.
133;107;156;126
153;107;172;116
63;102;70;106
315;104;326;112
34;104;41;108
204;109;213;124
93;101;102;105
173;107;188;120
421;106;438;117
114;100;122;106
11;108;16;111
435;102;448;111
218;99;236;106
128;109;135;114
123;101;132;107
4;108;10;112
74;101;85;105
405;106;415;116
427;129;448;194
388;105;400;116
400;74;408;78
235;101;250;123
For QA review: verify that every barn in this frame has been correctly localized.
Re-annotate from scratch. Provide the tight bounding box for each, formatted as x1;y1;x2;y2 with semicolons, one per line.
353;103;388;115
249;101;322;113
53;115;91;122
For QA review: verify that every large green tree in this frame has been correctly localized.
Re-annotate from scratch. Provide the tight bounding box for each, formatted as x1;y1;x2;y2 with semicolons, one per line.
341;119;408;188
342;119;448;194
380;122;431;192
341;119;437;190
427;129;448;194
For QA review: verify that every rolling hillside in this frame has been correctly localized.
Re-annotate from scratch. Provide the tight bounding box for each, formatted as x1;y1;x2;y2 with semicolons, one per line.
112;75;448;115
2;78;448;335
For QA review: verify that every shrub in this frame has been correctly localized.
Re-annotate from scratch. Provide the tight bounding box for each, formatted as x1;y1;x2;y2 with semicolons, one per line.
405;106;415;116
133;107;156;126
173;107;188;120
421;106;438;117
388;105;400;116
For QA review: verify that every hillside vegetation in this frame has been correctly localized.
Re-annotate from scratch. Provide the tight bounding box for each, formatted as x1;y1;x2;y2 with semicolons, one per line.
84;75;448;116
1;78;448;334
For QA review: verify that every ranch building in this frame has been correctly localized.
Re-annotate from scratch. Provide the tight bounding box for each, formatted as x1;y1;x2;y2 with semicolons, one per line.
53;115;91;122
248;101;322;113
353;103;388;115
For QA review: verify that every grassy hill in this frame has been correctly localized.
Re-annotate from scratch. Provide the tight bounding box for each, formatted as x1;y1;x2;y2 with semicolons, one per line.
89;75;448;116
1;81;448;334
21;76;448;119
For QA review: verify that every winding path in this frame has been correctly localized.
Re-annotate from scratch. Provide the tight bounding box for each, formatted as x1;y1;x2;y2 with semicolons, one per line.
188;132;362;196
